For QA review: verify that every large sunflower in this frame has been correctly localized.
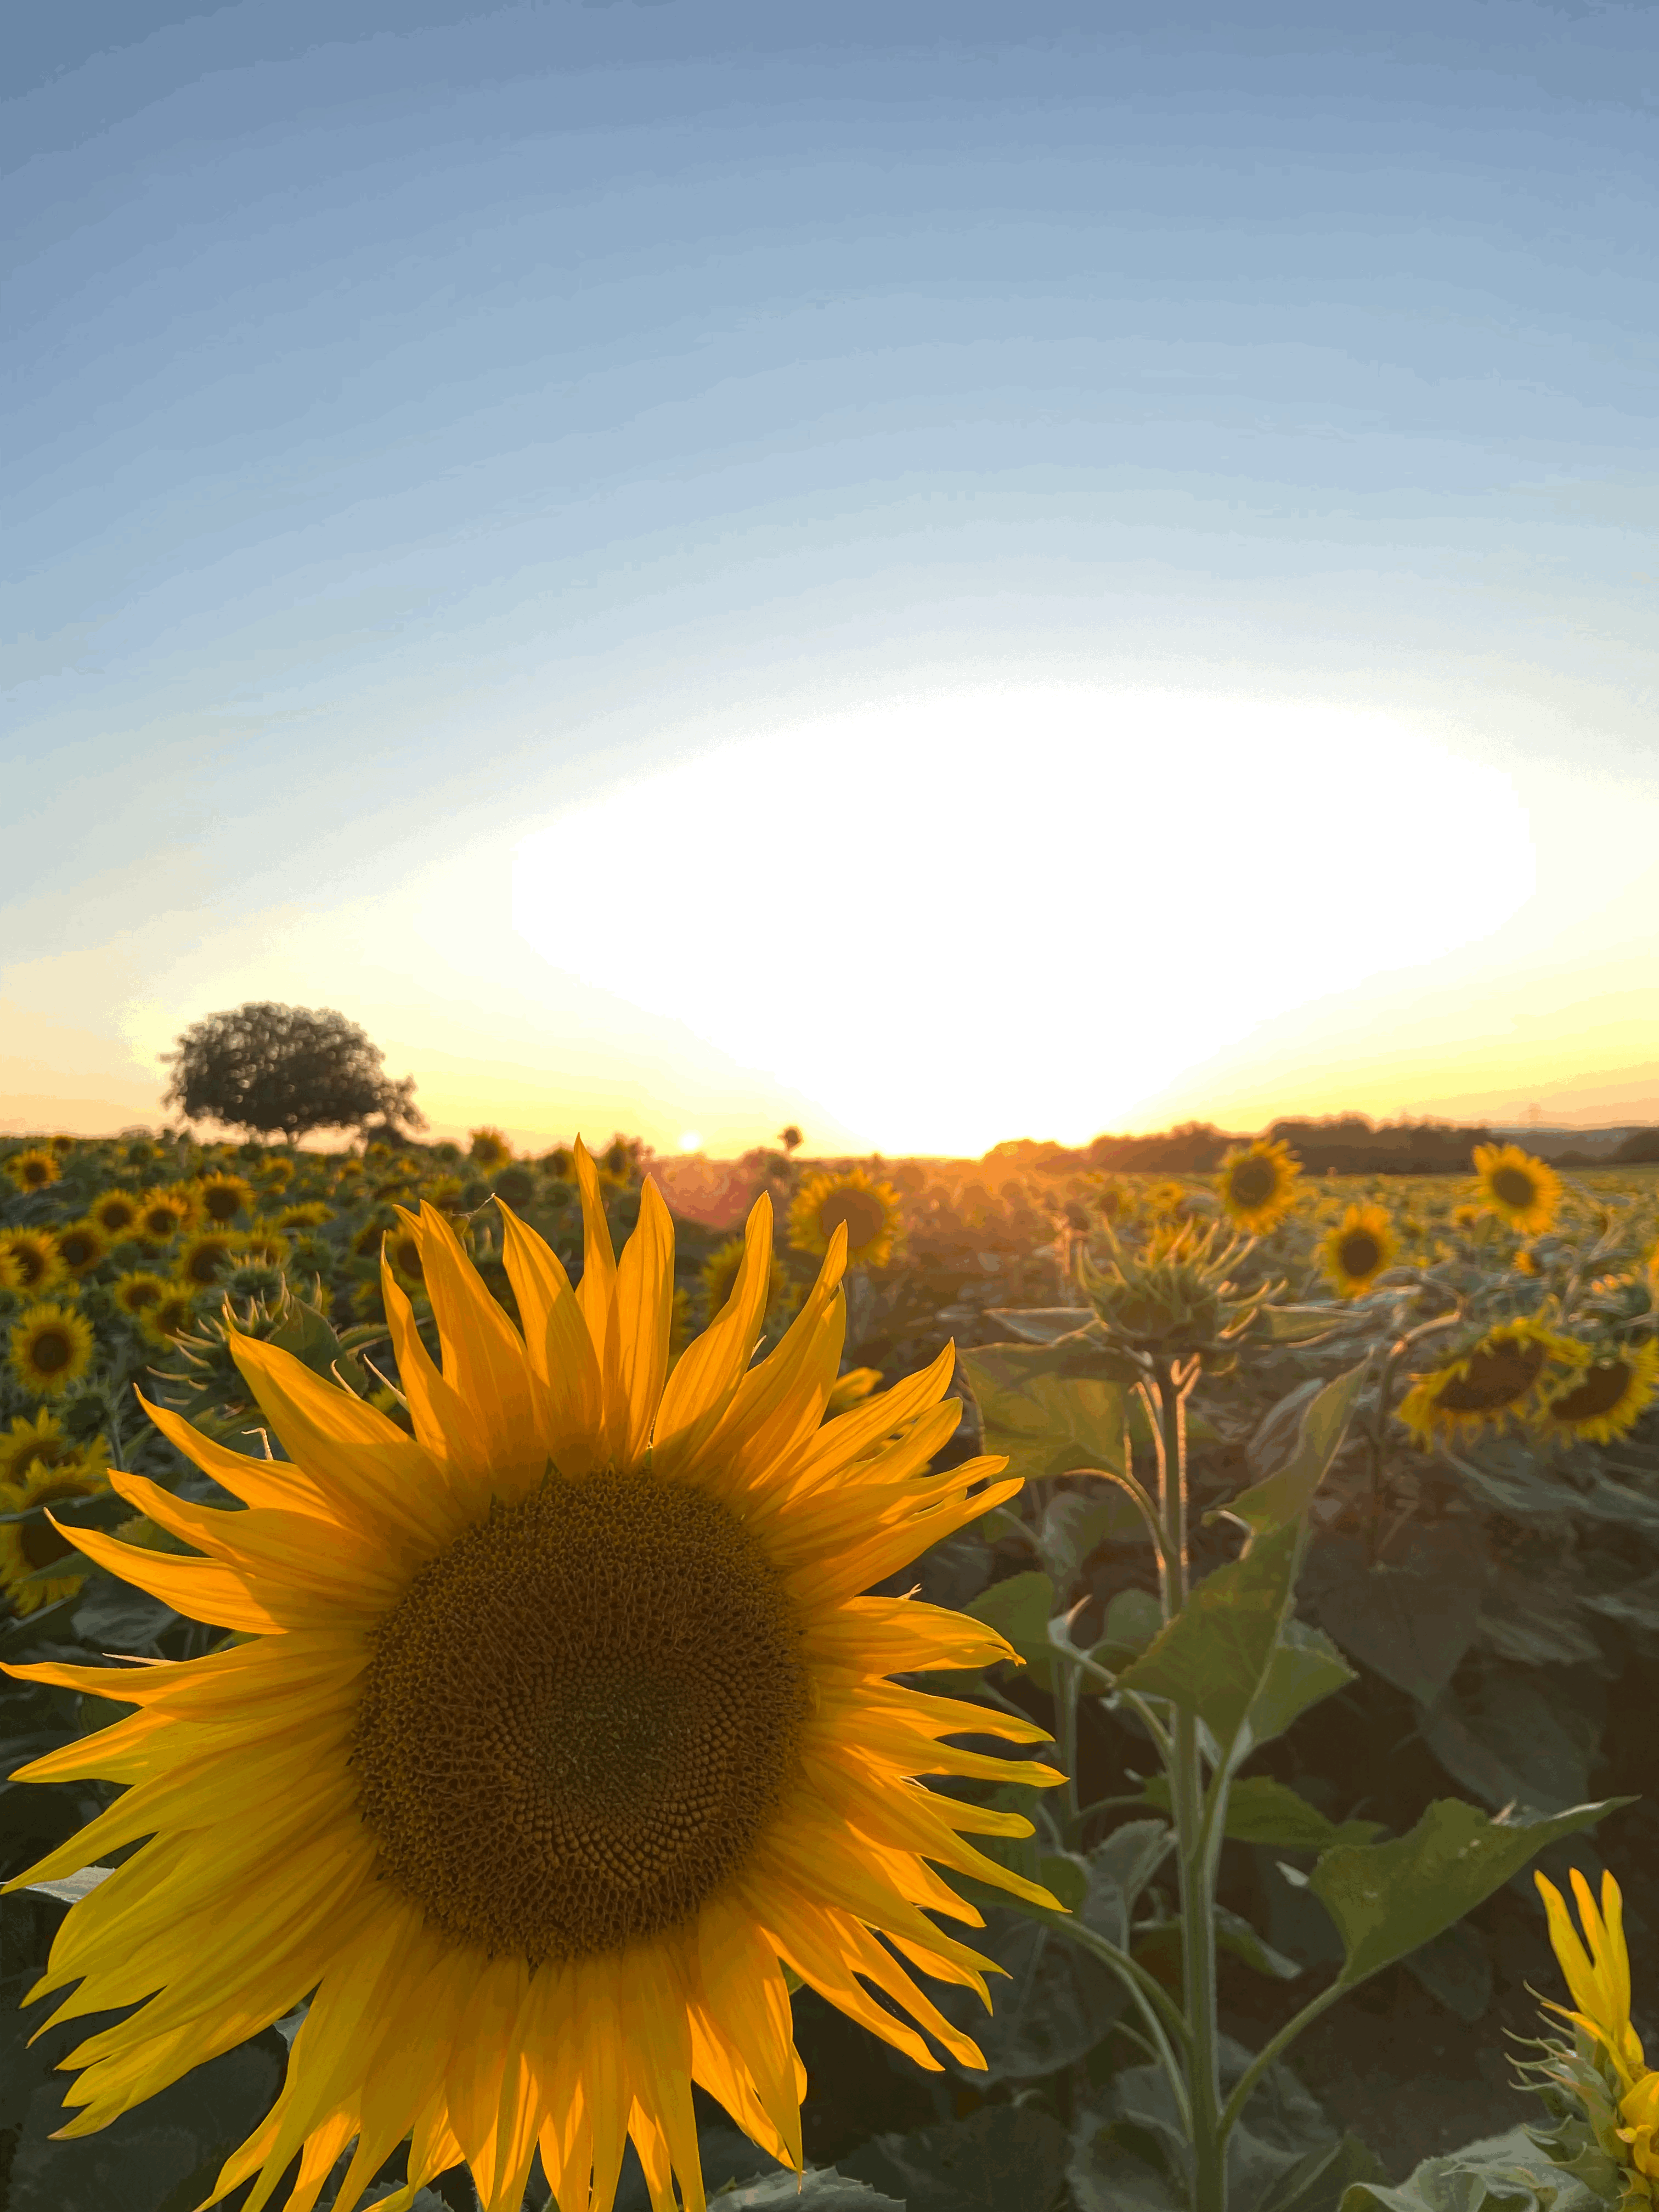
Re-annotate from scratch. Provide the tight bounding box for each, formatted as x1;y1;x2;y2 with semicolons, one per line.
0;1229;66;1300
53;1220;109;1280
135;1188;194;1243
112;1270;171;1321
0;1408;79;1489
787;1166;903;1268
0;1451;112;1615
1319;1203;1398;1299
196;1172;256;1226
8;1302;96;1397
1542;1340;1659;1447
5;1147;60;1193
4;1142;1060;2212
1396;1314;1588;1447
1215;1139;1301;1235
1472;1143;1562;1235
177;1231;242;1289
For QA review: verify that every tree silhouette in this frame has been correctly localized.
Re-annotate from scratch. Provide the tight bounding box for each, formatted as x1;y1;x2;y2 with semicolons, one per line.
161;1003;427;1144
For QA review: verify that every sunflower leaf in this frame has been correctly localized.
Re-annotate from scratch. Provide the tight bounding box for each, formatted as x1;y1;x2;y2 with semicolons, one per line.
1331;2123;1602;2212
836;2104;1070;2212
960;1341;1130;1482
963;1570;1056;1690
1215;1364;1367;1536
1310;1796;1635;1990
1131;1775;1384;1853
1301;1523;1489;1706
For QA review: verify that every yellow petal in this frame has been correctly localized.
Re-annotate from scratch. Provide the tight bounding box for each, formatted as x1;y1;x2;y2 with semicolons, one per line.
496;1202;603;1473
400;1204;544;1499
572;1138;621;1408
652;1195;774;1478
102;1467;405;1615
613;1178;675;1472
42;1515;287;1634
802;1594;1020;1677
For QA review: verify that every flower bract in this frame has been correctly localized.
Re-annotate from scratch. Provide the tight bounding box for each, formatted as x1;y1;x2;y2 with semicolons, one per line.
2;1142;1060;2212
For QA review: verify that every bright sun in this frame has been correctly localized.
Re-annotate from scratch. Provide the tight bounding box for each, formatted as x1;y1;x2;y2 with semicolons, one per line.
512;683;1536;1156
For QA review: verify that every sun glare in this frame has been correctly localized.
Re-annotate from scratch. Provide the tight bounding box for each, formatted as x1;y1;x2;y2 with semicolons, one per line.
528;686;1528;1155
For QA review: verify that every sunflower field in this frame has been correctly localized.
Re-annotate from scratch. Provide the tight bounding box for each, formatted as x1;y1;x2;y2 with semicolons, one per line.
2;1123;1658;2212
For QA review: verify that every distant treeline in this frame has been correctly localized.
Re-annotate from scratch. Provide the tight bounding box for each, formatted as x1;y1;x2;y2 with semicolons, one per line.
990;1115;1530;1176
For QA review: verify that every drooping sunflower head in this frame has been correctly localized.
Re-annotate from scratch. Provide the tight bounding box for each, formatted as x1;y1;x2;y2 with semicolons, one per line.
1;1136;1062;2212
4;1147;60;1193
134;1188;193;1243
195;1171;256;1225
1216;1139;1302;1235
1543;1340;1659;1447
54;1221;109;1280
468;1125;512;1172
1473;1142;1562;1234
0;1450;112;1616
176;1232;241;1289
1320;1203;1398;1299
1396;1314;1588;1447
7;1302;96;1398
88;1189;142;1239
787;1165;903;1267
0;1230;66;1300
112;1269;170;1321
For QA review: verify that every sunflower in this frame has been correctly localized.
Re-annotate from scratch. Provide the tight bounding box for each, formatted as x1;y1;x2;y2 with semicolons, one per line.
5;1147;60;1193
383;1226;426;1284
239;1228;290;1270
113;1270;171;1321
49;1133;77;1155
196;1172;256;1226
0;1229;66;1300
279;1201;334;1229
140;1290;199;1347
176;1232;241;1289
53;1221;109;1280
544;1146;575;1181
0;1246;20;1296
1472;1143;1562;1235
699;1235;797;1329
469;1126;512;1172
8;1303;96;1397
1319;1203;1398;1299
0;1409;79;1488
89;1189;143;1239
1216;1139;1301;1235
1542;1340;1659;1447
2;1140;1060;2212
135;1188;194;1242
1396;1314;1588;1447
0;1452;112;1616
259;1159;297;1193
788;1166;903;1268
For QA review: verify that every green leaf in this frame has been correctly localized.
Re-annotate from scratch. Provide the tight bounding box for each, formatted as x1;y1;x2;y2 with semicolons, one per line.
836;2105;1070;2212
1310;1796;1633;1990
1092;1587;1166;1673
1254;2136;1389;2212
1133;1775;1384;1853
1246;1621;1357;1750
1039;1488;1142;1587
1334;2124;1602;2212
1400;1918;1493;2024
1115;1520;1305;1762
1038;1850;1090;1915
960;1342;1127;1482
1220;1365;1368;1535
962;1570;1056;1691
1304;1523;1489;1706
1135;1903;1302;1983
720;2171;905;2210
1418;1671;1600;1816
1258;1306;1358;1344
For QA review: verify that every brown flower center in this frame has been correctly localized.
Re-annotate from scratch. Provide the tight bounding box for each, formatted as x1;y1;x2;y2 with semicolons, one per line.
349;1470;808;1966
1491;1165;1539;1210
1434;1335;1547;1413
1228;1158;1279;1209
1337;1231;1383;1278
818;1188;887;1251
27;1328;73;1375
1550;1362;1632;1425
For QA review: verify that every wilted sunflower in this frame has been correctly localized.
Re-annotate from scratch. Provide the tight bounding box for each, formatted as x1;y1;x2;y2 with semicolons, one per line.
53;1221;109;1280
1542;1340;1659;1447
113;1270;171;1321
140;1289;199;1347
1;1230;66;1300
788;1166;903;1268
1396;1314;1588;1447
0;1450;112;1615
89;1190;143;1239
468;1125;512;1172
5;1147;60;1193
3;1141;1059;2212
135;1188;194;1243
196;1172;256;1226
1472;1143;1562;1235
177;1232;241;1289
8;1303;96;1397
1319;1203;1398;1299
1216;1139;1301;1235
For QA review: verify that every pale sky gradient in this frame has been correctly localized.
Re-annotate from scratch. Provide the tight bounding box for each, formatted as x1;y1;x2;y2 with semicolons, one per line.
4;2;1656;1155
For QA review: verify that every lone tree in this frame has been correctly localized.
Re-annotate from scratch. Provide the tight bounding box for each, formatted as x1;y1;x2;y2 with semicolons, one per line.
161;1003;427;1144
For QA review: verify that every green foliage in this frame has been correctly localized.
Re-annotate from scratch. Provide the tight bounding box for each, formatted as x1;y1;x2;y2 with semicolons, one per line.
160;1002;426;1141
1334;2127;1604;2212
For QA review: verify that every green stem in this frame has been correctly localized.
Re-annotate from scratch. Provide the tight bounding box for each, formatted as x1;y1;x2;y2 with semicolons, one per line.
1216;1977;1350;2148
1036;1906;1193;2128
1054;1652;1081;1827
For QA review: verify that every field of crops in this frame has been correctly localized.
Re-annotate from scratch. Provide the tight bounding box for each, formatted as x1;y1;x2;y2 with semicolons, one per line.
2;1125;1657;2212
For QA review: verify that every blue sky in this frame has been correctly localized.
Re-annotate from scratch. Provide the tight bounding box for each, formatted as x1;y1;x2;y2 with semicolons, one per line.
5;1;1656;1153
